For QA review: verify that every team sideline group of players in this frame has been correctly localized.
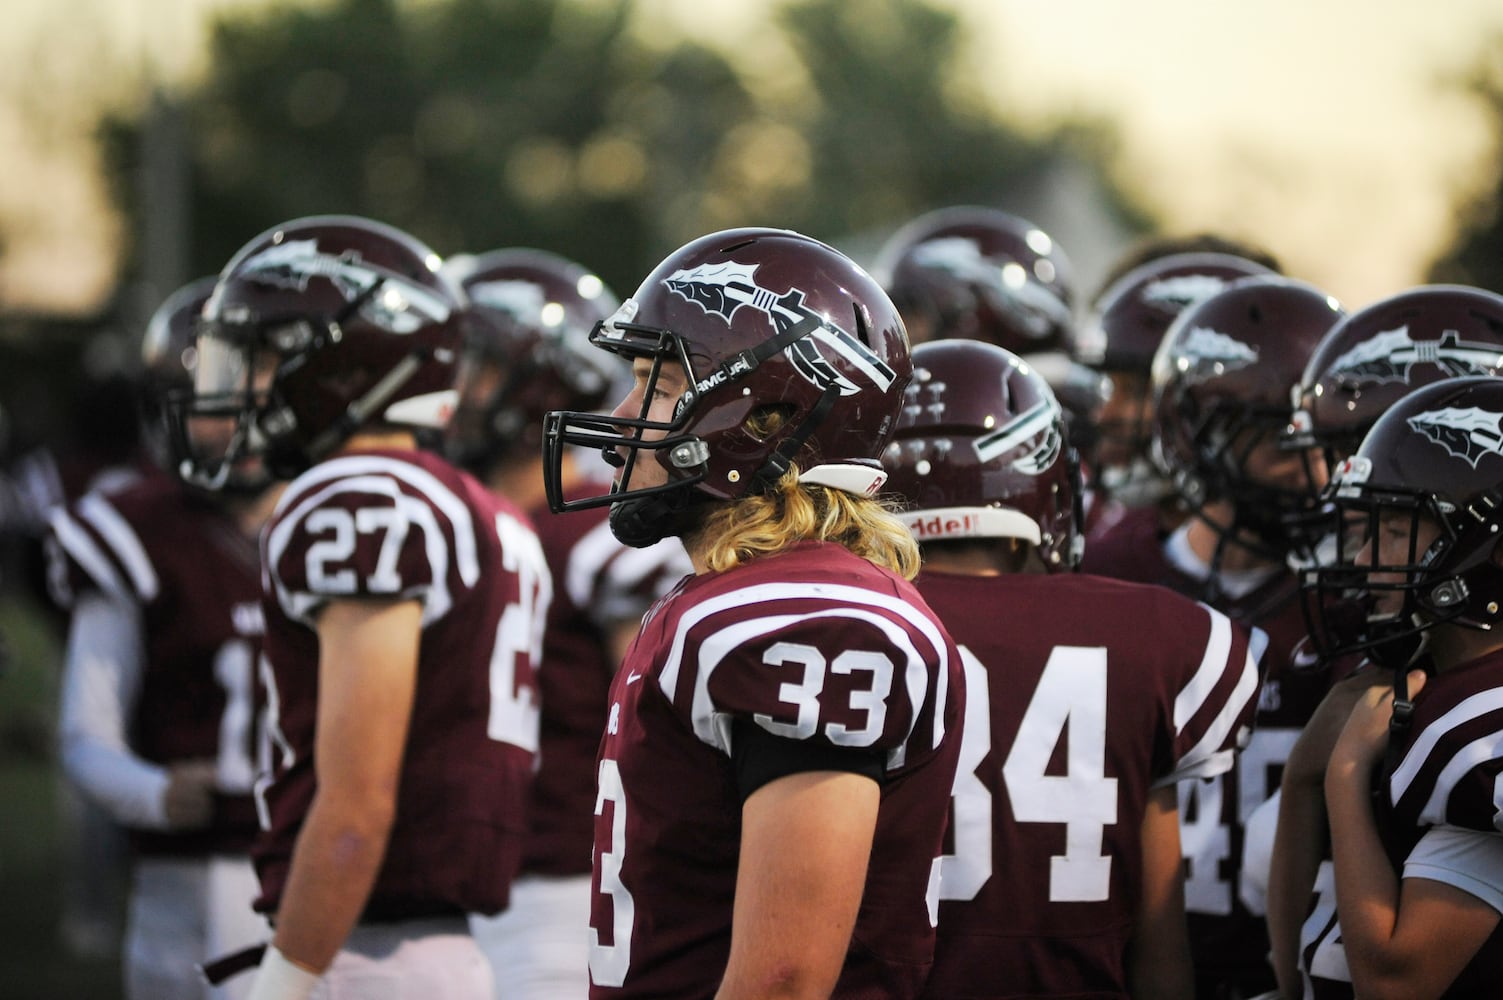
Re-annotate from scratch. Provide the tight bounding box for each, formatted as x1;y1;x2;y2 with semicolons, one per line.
34;205;1503;1000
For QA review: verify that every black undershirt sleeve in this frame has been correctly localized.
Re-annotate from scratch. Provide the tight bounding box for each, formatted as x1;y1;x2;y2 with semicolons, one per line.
731;717;886;802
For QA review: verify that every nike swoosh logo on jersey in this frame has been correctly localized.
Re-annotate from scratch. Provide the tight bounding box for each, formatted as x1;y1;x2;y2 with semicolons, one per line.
626;672;643;684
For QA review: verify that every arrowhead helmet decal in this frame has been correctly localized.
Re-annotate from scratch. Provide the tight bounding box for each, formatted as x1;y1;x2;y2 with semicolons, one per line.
663;261;897;396
465;279;548;322
1407;406;1503;469
238;238;452;334
1142;273;1236;315
1176;325;1259;384
1328;327;1503;387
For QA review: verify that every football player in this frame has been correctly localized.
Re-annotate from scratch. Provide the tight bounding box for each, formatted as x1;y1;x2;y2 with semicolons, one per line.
173;216;549;999
1081;274;1346;997
47;276;276;1000
444;247;691;1000
887;338;1262;999
1285;376;1503;998
543;227;965;999
1268;284;1503;997
1072;250;1275;541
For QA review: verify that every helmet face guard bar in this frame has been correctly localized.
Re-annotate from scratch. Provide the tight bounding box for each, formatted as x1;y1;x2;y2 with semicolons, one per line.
542;407;710;514
543;319;706;514
1298;485;1461;668
164;316;287;493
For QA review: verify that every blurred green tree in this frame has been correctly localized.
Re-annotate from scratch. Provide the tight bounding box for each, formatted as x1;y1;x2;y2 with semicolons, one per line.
100;0;1144;299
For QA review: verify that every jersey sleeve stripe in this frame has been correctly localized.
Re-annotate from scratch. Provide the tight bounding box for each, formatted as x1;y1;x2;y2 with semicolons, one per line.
1172;608;1260;779
274;455;480;585
568;524;688;625
1391;688;1503;813
1416;728;1503;827
660;581;949;699
1402;826;1503;910
607;540;692;599
1173;605;1232;731
567;518;629;609
47;507;133;604
77;494;159;601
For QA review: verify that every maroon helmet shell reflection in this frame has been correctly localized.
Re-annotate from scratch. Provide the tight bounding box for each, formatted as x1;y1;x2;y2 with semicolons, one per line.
874;206;1074;353
445;248;621;473
1076;252;1276;374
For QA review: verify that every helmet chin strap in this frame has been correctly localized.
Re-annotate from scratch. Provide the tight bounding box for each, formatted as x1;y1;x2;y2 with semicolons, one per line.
1379;624;1431;776
751;382;839;491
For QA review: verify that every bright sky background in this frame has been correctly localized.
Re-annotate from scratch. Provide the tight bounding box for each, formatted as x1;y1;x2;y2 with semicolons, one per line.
3;0;1501;314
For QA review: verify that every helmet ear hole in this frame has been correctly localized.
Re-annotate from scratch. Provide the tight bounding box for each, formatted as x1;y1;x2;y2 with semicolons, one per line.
745;404;795;442
850;301;874;349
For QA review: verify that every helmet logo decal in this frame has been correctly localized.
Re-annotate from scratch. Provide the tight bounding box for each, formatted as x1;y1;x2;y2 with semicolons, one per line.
1143;274;1231;315
975;395;1063;474
240;239;452;333
467;279;546;321
1177;325;1259;384
910;236;988;278
1408;405;1503;469
664;261;896;396
1329;327;1503;386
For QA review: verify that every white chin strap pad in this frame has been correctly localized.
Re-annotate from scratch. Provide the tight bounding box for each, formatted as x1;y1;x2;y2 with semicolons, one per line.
801;463;889;497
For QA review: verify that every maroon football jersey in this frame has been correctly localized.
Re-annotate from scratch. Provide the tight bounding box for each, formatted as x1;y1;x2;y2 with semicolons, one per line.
1079;503;1161;580
588;541;964;1000
253;449;547;918
46;471;264;856
524;493;690;876
1081;515;1345;995
1379;651;1503;996
913;570;1259;998
1300;651;1503;999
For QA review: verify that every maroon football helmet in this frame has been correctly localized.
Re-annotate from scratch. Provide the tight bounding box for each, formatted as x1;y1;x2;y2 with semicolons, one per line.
1288;284;1503;468
1151;275;1344;557
445;248;621;475
873;205;1075;354
141;276;218;473
1302;376;1503;670
1076;252;1277;373
171;215;466;486
885;340;1081;571
1074;252;1275;505
543;228;912;547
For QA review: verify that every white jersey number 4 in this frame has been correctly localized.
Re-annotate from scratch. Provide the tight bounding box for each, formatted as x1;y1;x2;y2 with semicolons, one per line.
942;644;1118;903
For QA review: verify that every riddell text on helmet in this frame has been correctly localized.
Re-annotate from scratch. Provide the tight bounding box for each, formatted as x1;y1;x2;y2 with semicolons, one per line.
907;512;986;538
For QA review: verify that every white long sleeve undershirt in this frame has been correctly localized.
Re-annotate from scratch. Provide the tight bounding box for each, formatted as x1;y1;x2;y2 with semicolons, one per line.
58;591;173;830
